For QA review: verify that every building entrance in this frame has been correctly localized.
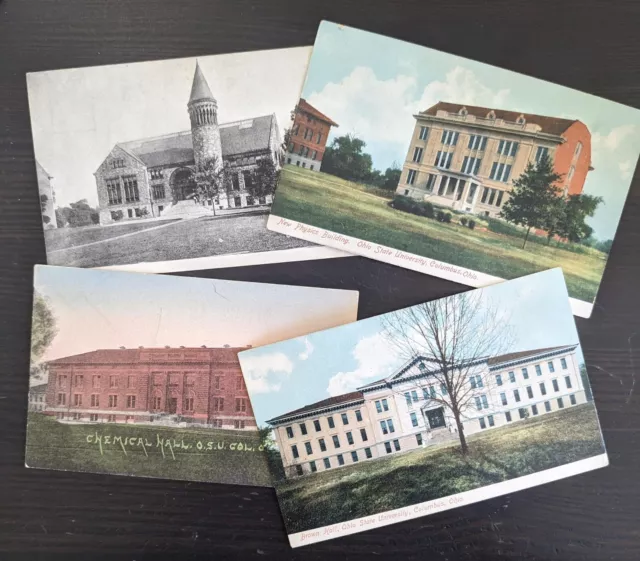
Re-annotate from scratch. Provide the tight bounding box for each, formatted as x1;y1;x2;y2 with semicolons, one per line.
425;407;446;429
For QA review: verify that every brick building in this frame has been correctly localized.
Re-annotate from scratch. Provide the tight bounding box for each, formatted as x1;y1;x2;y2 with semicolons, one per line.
44;346;256;429
397;102;593;218
286;99;338;171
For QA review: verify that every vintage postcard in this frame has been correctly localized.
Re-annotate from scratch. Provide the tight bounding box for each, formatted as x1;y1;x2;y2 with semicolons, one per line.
238;269;607;546
27;47;347;274
26;265;359;486
267;21;640;318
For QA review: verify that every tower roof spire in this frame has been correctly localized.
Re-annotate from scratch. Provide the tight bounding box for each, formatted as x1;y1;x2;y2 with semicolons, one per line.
189;61;215;103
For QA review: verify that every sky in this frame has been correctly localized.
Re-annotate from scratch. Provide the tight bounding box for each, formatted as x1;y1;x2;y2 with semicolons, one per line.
301;22;640;240
33;266;358;374
239;268;586;427
27;46;311;208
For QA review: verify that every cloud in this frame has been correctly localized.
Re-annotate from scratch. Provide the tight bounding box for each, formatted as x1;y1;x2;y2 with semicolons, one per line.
592;124;636;152
298;337;314;361
306;65;511;150
618;160;635;180
326;333;400;396
240;352;293;394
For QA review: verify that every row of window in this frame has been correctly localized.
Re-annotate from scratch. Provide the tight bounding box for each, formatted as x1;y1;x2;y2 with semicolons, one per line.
480;187;505;207
291;426;370;458
495;358;568;387
106;176;140;205
291;124;323;145
480;394;579;428
285;409;364;439
60;373;245;391
288;143;320;160
287;158;316;171
404;384;447;407
477;375;574;411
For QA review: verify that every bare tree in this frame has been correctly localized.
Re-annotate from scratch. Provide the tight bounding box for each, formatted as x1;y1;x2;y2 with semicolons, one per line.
380;291;513;455
194;155;230;216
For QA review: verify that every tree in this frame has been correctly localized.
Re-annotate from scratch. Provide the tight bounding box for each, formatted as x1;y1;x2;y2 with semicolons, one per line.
40;193;49;213
596;239;614;254
557;193;603;243
322;134;374;184
111;209;124;221
500;153;563;249
194;155;228;216
380;164;402;191
248;158;279;200
57;199;99;228
381;292;512;455
258;426;285;481
31;291;57;365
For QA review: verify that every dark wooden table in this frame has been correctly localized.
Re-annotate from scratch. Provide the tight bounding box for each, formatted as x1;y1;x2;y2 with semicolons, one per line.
1;0;639;559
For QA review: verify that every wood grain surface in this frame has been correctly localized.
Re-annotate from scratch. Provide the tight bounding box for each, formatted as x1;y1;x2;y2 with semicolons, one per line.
1;0;639;559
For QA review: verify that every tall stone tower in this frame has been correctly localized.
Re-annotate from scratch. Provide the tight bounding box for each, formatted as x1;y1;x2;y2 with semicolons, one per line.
188;61;223;171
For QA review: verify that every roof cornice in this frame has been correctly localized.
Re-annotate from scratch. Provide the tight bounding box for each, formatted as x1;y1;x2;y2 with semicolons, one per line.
489;345;577;371
267;399;365;426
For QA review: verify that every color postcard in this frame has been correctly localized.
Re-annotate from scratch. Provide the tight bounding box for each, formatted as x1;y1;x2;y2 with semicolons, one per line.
267;21;640;318
27;47;347;274
26;265;359;486
238;269;607;546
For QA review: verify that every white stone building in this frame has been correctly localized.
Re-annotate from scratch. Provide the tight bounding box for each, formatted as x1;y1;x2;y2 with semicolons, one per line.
268;345;588;478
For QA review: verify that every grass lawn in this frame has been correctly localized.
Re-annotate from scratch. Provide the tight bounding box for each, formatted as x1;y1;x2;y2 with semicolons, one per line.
271;166;608;303
25;413;272;486
46;213;312;267
276;403;605;533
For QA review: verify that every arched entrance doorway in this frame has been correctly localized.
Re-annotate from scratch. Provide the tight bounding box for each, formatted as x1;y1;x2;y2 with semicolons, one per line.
170;167;197;202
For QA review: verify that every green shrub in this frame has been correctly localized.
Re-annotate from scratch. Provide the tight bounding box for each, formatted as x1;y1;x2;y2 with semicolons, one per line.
460;217;468;226
392;195;435;219
468;219;476;230
444;213;452;223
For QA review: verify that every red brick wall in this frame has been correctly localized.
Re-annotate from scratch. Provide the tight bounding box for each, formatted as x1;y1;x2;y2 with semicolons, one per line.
288;109;334;164
553;121;592;195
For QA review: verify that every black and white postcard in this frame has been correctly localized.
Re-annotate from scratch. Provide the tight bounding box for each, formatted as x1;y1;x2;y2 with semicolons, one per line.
27;266;358;486
267;22;640;318
27;47;346;273
239;268;607;546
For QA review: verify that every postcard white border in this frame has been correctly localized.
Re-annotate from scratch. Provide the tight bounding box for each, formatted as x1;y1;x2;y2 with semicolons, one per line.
267;215;594;319
98;245;350;274
287;453;608;547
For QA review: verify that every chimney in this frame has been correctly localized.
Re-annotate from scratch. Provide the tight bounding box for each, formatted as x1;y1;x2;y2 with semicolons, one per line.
119;346;125;349
200;345;207;348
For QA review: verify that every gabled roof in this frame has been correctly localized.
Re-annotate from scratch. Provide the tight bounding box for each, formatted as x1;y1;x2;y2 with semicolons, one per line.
267;391;363;424
47;346;249;365
113;114;275;169
297;98;339;127
420;102;579;137
189;62;215;103
488;345;577;367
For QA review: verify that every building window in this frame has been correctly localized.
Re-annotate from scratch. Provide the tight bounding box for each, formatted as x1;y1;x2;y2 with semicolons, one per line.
126;395;136;408
552;379;560;392
497;140;519;157
505;411;512;422
309;460;317;473
111;158;125;169
531;404;539;415
440;383;448;395
337;454;345;466
441;130;459;146
539;382;547;396
522;368;529;380
411;390;419;402
327;416;335;429
235;398;247;412
469;375;483;388
365;447;373;459
489;162;512;182
231;174;240;191
74;374;84;387
299;422;307;435
544;401;551;412
258;196;266;205
295;465;303;477
316;132;322;144
479;417;486;429
535;146;549;163
404;392;412;406
557;397;565;409
568;166;575;180
570;394;577;405
319;438;327;452
110;375;118;388
184;397;194;411
406;169;417;185
213;397;224;412
350;451;358;463
509;371;516;383
236;377;244;391
291;445;299;459
488;415;495;427
153;396;161;410
90;394;99;407
323;457;331;469
304;442;312;455
526;386;534;399
332;435;340;448
360;428;368;441
152;184;165;200
461;156;481;175
468;135;488;151
375;400;383;413
535;364;542;376
419;126;429;140
89;414;98;422
500;392;507;406
106;179;122;205
72;394;81;406
313;419;321;432
341;413;349;425
561;358;568;369
514;389;521;402
412;146;424;163
123;176;139;202
108;395;118;408
243;171;254;191
380;420;389;435
548;361;556;373
475;395;489;410
214;376;221;390
519;408;527;419
434;151;453;169
92;375;100;389
393;439;401;451
234;420;246;429
311;150;318;160
355;409;363;422
495;374;503;386
346;431;354;445
410;412;418;427
565;375;572;389
384;442;392;454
